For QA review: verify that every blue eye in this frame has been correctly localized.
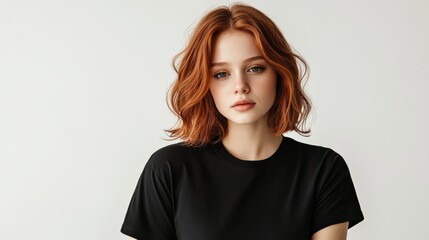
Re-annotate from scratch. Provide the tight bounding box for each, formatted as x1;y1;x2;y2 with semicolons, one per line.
214;72;229;79
248;66;265;72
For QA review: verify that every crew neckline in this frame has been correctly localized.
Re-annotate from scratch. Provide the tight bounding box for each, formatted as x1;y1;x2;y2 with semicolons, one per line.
211;136;289;169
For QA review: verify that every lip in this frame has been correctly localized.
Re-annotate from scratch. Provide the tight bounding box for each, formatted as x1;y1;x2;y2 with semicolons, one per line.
231;99;256;108
231;100;256;111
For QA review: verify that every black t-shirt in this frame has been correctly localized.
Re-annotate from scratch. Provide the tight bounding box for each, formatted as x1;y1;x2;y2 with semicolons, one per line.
121;136;364;240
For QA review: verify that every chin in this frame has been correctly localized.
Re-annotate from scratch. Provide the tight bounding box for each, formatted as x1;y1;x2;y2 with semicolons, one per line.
227;116;266;126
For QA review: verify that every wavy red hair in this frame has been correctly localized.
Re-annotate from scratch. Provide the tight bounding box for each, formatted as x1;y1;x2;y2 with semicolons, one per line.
165;3;312;147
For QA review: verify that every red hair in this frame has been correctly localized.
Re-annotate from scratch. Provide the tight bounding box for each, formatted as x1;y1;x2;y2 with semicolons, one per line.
165;3;312;147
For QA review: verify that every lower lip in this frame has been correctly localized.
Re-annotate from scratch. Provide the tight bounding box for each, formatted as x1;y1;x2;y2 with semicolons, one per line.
232;103;255;111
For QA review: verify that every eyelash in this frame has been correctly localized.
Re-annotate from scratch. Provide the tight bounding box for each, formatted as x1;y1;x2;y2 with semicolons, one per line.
248;66;265;73
213;66;265;79
214;72;229;79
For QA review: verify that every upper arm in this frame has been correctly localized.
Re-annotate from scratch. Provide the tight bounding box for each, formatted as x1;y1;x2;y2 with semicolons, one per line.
311;221;349;240
311;151;364;233
120;159;176;239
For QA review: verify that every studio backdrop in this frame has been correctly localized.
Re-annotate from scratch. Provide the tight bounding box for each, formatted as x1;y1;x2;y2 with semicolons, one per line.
0;0;428;239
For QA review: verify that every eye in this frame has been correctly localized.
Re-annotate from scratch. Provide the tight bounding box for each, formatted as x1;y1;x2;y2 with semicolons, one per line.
214;71;229;79
248;66;265;73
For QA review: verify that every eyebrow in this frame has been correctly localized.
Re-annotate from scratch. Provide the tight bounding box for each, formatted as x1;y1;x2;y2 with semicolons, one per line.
211;56;265;68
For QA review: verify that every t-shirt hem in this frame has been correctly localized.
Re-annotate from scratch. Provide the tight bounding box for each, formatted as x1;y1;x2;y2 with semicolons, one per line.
311;214;364;235
120;225;144;240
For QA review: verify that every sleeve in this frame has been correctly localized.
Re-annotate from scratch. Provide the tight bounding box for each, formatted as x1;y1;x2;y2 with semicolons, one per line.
311;149;364;235
120;154;177;240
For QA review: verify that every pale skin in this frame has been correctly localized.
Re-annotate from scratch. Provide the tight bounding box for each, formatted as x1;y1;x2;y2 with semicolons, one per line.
209;29;282;161
128;30;349;240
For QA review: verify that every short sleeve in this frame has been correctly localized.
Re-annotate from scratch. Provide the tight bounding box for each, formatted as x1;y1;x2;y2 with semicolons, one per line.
311;150;364;235
120;155;177;240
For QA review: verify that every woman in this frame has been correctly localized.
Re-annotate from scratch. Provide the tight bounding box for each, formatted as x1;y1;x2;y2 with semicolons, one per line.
121;3;364;240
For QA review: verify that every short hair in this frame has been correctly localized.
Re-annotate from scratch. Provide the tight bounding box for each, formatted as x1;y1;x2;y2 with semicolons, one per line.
165;3;312;147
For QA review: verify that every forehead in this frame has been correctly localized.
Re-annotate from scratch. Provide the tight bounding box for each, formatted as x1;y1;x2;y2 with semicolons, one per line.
211;30;262;63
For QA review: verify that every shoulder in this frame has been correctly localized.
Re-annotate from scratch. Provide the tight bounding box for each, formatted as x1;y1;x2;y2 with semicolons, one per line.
285;137;349;174
286;136;339;158
144;142;208;174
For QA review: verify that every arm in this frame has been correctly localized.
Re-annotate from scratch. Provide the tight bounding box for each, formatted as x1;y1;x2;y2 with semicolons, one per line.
311;222;349;240
121;151;176;239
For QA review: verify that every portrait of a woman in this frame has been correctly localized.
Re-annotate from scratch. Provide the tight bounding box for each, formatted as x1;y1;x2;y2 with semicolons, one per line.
121;3;364;240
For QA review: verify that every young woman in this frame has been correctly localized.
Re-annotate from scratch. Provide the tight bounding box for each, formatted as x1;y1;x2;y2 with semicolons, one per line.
121;3;364;240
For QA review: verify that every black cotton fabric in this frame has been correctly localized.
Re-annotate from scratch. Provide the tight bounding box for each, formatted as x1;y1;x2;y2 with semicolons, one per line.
121;136;364;240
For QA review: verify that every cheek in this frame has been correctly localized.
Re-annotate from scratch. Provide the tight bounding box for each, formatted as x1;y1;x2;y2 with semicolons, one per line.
267;78;277;91
257;76;277;107
209;86;222;109
268;73;278;97
209;85;217;102
260;75;277;97
210;82;227;101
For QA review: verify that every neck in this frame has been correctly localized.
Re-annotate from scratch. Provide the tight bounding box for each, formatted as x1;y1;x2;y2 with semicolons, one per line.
222;120;283;161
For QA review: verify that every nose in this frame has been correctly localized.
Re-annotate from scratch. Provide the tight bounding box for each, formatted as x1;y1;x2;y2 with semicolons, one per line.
234;73;250;94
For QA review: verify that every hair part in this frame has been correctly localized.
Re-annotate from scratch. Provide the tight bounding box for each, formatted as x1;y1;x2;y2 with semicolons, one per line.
165;3;312;147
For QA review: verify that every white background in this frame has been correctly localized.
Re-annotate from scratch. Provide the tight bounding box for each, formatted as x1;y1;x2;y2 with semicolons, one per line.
1;0;428;239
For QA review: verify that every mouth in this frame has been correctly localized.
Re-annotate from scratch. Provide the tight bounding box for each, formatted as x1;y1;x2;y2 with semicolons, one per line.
231;100;256;111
